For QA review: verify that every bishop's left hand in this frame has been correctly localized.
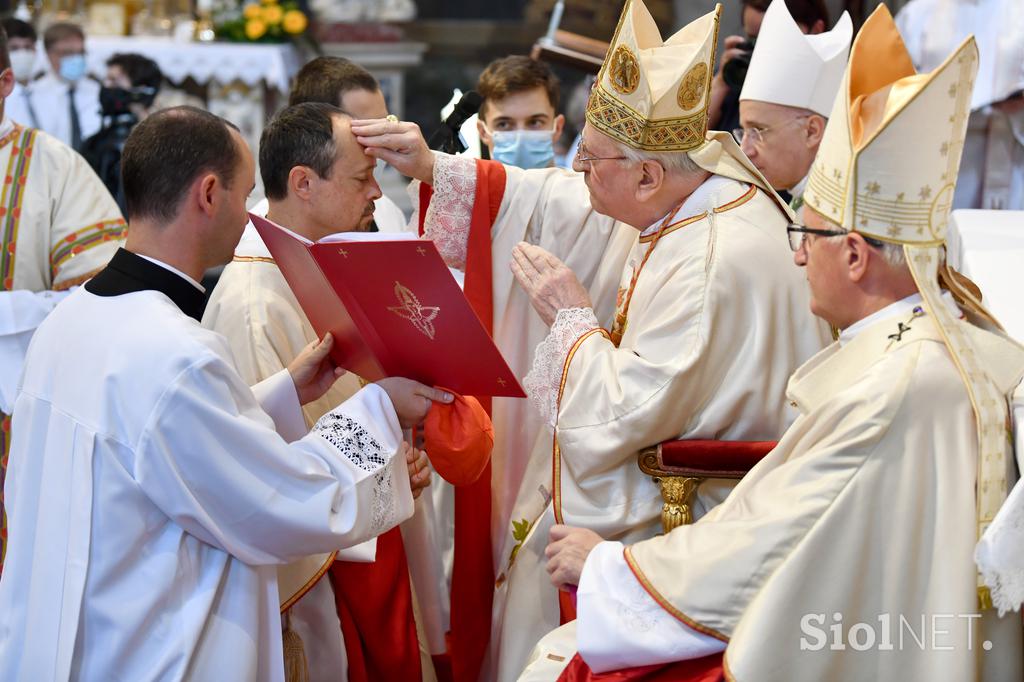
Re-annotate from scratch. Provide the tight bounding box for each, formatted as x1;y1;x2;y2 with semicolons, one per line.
288;333;345;405
544;524;604;590
510;242;591;327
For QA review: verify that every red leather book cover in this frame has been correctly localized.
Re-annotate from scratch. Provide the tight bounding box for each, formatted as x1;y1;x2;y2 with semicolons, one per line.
251;213;525;398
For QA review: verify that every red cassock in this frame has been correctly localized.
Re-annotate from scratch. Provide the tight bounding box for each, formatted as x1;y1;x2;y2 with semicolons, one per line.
558;653;724;682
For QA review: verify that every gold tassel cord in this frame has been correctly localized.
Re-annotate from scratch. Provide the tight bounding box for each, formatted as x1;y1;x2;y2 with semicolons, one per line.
282;612;311;682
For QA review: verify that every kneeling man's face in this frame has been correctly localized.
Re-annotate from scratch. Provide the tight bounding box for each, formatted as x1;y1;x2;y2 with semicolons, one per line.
308;117;382;238
211;131;256;265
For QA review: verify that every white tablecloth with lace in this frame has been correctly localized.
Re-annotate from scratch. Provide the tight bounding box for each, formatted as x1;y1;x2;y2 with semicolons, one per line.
83;37;302;91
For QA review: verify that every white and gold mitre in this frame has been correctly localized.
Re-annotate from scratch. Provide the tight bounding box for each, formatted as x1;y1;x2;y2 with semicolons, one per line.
804;4;976;245
739;0;852;117
585;1;721;152
808;5;1018;610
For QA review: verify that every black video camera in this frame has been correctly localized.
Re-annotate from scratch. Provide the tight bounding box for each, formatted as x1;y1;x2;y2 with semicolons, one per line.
722;39;756;90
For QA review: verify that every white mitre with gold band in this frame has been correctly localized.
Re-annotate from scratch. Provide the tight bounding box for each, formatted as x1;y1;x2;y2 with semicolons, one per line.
804;4;1015;609
586;0;791;217
739;0;852;117
587;0;718;152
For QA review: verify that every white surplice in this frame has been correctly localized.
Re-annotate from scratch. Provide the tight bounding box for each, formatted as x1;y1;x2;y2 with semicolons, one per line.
0;279;415;681
203;222;451;679
0;288;68;413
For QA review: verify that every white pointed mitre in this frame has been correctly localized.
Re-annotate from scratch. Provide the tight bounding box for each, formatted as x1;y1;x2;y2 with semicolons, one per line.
807;6;1018;611
804;4;977;245
739;0;852;116
586;1;721;152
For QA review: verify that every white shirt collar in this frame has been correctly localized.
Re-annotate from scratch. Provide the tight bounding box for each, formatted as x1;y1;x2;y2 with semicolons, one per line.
0;117;15;140
137;254;206;293
640;175;745;237
839;291;961;346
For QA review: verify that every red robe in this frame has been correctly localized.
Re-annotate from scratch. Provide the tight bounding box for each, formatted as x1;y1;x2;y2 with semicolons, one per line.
419;159;507;682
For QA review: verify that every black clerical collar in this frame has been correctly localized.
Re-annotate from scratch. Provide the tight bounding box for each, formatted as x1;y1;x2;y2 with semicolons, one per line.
777;189;793;205
85;248;207;322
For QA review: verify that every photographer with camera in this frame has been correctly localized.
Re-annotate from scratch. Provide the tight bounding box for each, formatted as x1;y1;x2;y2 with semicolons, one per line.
81;53;161;214
707;0;828;134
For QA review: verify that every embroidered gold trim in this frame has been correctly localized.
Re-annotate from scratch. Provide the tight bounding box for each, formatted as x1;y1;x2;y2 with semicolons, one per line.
678;62;708;111
609;45;641;95
637;212;707;244
623;546;730;642
723;653;737;681
280;550;339;613
552;327;611;524
586;85;708;152
233;255;276;264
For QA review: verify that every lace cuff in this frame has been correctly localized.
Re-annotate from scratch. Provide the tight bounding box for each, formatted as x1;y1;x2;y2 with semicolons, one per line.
524;307;600;428
422;151;478;270
312;412;395;533
977;478;1024;615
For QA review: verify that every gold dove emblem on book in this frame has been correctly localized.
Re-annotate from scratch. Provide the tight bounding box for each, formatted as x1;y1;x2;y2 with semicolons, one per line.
387;281;440;340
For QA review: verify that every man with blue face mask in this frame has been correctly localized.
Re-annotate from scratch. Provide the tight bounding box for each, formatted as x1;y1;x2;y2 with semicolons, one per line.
476;56;565;170
29;22;101;151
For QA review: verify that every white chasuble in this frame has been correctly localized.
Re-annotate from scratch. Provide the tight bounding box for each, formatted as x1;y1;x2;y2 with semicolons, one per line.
416;152;830;681
0;120;124;293
416;152;636;571
619;310;1024;682
0;281;415;681
490;178;829;681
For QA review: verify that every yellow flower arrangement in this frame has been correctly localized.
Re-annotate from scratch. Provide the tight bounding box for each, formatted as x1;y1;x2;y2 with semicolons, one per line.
262;4;284;25
242;2;262;20
282;9;307;35
244;17;267;39
216;1;309;43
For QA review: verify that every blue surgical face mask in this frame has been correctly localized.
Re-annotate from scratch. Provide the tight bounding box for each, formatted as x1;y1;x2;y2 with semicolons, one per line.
488;127;556;170
59;53;86;83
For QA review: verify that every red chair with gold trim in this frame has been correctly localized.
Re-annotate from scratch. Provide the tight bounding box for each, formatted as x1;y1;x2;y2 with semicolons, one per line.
638;439;777;533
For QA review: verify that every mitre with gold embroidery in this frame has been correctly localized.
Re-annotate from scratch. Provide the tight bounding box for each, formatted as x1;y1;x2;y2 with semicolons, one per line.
585;0;721;152
804;4;975;245
806;4;1018;610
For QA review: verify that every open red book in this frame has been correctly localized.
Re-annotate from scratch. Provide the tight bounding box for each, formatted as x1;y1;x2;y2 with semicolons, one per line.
251;213;525;398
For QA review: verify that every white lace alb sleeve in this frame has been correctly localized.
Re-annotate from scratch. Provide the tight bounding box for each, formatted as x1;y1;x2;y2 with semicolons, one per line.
976;378;1024;615
422;151;477;270
312;408;398;535
576;541;726;673
523;307;600;428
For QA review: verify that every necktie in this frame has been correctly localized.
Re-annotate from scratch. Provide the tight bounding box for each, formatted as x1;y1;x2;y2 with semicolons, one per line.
68;86;82;150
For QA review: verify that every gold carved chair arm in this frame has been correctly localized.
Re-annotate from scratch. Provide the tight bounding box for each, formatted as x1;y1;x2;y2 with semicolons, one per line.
639;439;777;533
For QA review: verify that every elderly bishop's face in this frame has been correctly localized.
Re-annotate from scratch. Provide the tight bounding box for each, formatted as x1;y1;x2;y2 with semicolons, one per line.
572;123;641;222
794;206;850;326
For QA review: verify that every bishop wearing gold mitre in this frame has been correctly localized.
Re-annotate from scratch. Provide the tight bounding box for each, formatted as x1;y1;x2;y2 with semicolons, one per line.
354;2;830;679
522;6;1024;681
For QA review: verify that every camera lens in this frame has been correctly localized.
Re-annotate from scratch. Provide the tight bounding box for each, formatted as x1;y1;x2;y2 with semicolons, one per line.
722;39;756;91
722;53;751;90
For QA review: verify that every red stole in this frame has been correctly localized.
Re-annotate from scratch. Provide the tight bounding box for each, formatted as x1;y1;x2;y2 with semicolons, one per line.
329;527;421;681
557;652;724;682
419;160;507;682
